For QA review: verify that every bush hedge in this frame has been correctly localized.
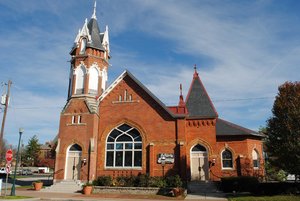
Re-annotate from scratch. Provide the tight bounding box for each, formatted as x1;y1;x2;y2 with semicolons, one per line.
221;176;259;193
221;176;300;195
255;182;300;195
92;175;113;186
92;174;182;188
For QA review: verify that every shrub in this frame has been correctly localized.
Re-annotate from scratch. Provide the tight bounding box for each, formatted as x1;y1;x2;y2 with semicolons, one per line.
149;176;166;188
92;174;183;189
115;176;137;187
221;176;259;193
136;174;150;187
165;175;183;188
83;182;93;187
255;182;300;195
92;175;112;186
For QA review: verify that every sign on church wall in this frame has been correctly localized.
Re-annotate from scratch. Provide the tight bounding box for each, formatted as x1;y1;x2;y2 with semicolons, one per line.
157;153;174;164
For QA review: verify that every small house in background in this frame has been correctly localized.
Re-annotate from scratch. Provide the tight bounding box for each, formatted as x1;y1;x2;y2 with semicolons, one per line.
38;141;55;170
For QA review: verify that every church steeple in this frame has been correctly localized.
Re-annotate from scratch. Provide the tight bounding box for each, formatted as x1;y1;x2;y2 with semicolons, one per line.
68;2;110;99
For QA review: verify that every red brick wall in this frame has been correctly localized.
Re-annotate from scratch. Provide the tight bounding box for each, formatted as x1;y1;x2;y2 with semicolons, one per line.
54;98;99;182
212;137;264;180
96;77;179;178
55;74;265;182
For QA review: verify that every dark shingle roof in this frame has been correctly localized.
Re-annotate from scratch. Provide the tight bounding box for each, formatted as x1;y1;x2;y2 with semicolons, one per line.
185;74;218;118
216;118;263;137
87;18;105;51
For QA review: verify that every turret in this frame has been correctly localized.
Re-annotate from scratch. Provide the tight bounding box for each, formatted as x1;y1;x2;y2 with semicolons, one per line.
67;1;110;99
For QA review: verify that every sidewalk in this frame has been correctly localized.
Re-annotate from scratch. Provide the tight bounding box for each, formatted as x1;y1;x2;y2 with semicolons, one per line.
10;188;228;201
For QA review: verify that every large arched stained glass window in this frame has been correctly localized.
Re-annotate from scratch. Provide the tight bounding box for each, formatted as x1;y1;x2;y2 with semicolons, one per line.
106;124;142;168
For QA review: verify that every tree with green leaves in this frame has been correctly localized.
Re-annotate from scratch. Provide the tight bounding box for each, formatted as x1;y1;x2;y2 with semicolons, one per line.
266;81;300;179
22;135;41;166
0;139;9;165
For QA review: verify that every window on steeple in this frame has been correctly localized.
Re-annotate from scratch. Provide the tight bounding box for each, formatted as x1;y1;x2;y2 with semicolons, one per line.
68;67;74;98
79;38;87;54
88;67;99;95
101;69;108;91
75;65;85;94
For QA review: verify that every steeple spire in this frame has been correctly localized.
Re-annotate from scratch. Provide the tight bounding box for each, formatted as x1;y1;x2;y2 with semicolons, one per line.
91;1;97;20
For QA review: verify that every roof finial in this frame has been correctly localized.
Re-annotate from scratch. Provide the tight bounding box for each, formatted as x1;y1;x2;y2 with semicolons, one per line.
178;83;185;107
193;64;198;78
91;1;97;20
180;83;183;96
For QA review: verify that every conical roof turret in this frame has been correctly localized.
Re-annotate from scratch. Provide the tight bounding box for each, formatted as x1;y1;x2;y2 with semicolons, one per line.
185;65;218;118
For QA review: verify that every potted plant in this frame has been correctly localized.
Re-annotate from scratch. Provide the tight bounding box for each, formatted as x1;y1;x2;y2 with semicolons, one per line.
33;180;43;191
82;182;93;195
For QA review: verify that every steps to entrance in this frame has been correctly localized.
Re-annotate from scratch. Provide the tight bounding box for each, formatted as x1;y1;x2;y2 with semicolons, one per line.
41;180;83;193
186;181;226;200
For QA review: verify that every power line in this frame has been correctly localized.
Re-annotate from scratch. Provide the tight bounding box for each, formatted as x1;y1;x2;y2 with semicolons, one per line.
10;106;63;110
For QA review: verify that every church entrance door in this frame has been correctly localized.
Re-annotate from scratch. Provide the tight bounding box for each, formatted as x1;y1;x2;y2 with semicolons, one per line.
65;144;82;180
190;144;209;181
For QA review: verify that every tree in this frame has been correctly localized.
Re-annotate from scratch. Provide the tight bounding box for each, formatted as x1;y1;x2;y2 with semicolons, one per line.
0;139;9;165
266;81;300;178
22;135;41;166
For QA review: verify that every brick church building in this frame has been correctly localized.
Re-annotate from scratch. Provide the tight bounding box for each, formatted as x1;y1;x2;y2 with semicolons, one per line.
54;4;264;183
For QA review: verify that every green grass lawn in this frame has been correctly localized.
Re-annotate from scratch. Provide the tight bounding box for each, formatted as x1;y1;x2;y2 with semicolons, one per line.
228;195;300;201
0;196;32;200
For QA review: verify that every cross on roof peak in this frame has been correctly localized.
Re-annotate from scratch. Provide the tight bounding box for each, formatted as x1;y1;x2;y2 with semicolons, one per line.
193;64;198;78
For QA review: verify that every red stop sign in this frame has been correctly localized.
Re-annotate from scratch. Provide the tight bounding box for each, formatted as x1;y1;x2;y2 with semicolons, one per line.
6;149;13;163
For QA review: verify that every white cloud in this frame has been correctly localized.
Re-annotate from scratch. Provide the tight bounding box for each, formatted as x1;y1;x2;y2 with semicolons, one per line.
1;0;299;145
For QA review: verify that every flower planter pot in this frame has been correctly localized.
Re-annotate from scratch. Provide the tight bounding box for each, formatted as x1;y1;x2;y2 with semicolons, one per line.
33;182;43;191
83;186;93;195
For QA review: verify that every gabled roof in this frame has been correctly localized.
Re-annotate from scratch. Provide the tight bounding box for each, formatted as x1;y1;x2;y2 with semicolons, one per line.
99;70;185;118
216;118;264;137
185;69;218;118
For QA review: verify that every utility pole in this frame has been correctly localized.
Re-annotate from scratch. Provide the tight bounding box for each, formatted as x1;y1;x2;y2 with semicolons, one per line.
0;80;12;157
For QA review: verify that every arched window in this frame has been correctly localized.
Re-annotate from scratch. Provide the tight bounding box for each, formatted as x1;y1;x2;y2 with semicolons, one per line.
68;67;74;98
252;149;260;168
106;124;142;168
222;149;233;169
75;66;85;94
69;143;82;151
101;69;108;91
88;67;99;94
192;144;207;152
79;38;87;54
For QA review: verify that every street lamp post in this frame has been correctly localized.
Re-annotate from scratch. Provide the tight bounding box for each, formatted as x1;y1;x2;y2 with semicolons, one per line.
161;155;166;178
10;128;24;196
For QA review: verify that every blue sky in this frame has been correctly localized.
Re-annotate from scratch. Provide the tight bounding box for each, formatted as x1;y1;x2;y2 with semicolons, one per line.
0;0;299;146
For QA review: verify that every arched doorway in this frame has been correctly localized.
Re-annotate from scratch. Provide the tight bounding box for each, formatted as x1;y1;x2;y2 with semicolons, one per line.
190;144;209;181
65;144;82;180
